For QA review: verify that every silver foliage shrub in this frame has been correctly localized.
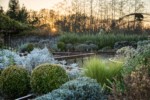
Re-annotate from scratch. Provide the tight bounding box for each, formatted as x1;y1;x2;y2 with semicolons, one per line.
36;89;75;100
118;40;150;75
36;77;104;100
24;47;56;70
0;48;81;78
0;47;56;71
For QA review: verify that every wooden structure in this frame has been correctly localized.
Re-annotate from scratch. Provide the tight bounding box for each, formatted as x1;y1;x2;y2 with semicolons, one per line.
116;13;150;30
54;53;95;63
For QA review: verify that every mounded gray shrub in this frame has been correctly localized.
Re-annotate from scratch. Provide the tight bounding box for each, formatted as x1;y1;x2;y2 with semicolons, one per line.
75;44;89;52
36;77;105;100
88;44;98;51
36;89;75;100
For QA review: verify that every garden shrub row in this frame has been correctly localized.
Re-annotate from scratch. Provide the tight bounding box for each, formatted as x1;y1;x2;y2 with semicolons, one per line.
0;63;68;99
57;33;147;51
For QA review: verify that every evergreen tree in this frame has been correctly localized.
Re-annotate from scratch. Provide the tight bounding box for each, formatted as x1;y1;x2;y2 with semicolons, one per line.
6;0;20;20
0;6;4;14
18;4;28;23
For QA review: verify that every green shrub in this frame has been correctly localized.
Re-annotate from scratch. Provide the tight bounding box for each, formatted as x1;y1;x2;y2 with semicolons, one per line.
123;41;150;75
0;69;2;75
66;43;74;51
30;63;68;95
83;57;123;86
59;33;147;50
57;42;66;51
88;44;98;51
19;43;34;53
75;44;89;51
0;65;30;99
27;43;34;52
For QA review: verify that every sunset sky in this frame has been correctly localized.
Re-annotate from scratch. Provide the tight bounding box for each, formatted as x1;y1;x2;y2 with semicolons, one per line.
0;0;64;11
0;0;150;12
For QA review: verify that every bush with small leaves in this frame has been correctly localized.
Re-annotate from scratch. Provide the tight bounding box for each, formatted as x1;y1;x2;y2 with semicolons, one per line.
111;65;150;100
60;77;104;100
35;89;75;100
88;44;98;51
30;63;68;95
75;44;89;52
0;65;30;99
66;43;74;51
57;42;66;51
35;77;105;100
19;43;34;53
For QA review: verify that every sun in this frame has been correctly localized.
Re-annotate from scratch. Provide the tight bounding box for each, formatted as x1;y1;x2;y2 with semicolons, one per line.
51;28;57;32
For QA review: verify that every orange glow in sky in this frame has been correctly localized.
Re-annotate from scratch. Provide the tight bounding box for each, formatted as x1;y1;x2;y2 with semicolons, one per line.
0;0;64;11
0;0;150;13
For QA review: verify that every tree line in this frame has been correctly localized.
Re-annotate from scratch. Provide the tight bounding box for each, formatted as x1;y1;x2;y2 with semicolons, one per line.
0;0;149;34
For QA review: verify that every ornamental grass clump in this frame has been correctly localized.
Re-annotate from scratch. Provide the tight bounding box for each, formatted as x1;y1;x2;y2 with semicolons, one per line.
0;65;30;99
83;57;123;86
30;63;68;95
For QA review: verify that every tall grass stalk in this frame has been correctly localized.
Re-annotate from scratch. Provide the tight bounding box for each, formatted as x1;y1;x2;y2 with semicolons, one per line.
83;57;123;86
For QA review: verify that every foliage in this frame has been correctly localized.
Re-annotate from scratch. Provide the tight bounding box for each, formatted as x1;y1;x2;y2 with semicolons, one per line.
35;89;75;100
101;46;112;51
6;0;28;23
60;77;104;100
19;43;34;53
110;40;150;100
123;40;150;75
30;63;68;95
116;46;137;60
0;49;17;67
36;77;105;100
111;65;150;100
24;47;56;71
88;43;98;51
0;6;4;14
6;0;20;20
64;63;81;80
59;33;147;50
57;42;66;51
0;14;28;31
17;5;28;23
75;43;89;51
0;65;30;99
66;43;74;51
83;57;123;86
0;47;56;71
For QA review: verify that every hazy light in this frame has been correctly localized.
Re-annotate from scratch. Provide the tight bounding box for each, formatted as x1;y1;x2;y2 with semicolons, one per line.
0;0;64;11
51;28;57;32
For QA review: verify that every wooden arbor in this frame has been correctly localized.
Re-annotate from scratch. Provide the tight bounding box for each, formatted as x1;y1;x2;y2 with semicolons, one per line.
116;13;150;30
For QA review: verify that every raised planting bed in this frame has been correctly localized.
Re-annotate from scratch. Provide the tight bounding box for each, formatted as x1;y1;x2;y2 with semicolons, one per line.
54;53;95;61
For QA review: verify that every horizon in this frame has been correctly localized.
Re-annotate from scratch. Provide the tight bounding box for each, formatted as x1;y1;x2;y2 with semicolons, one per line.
0;0;150;13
